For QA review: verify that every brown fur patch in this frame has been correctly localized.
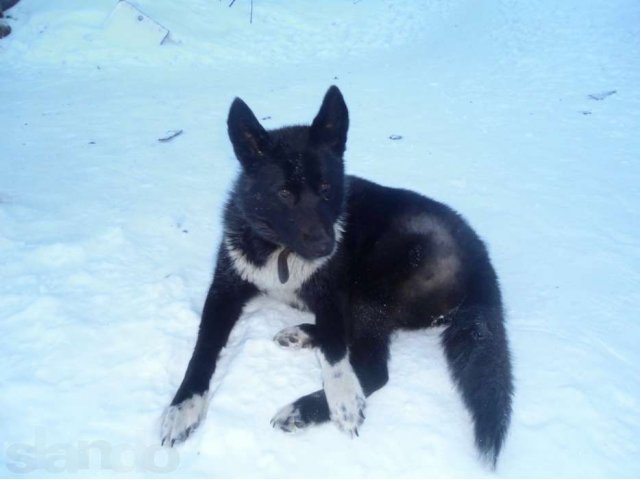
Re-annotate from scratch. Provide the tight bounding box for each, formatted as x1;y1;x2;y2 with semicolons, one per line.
396;214;462;316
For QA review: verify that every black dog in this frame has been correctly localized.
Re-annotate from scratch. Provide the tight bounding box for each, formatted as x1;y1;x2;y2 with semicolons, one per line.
161;86;513;467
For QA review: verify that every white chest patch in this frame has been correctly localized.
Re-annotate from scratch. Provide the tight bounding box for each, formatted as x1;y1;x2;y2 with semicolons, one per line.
225;244;324;309
225;220;344;310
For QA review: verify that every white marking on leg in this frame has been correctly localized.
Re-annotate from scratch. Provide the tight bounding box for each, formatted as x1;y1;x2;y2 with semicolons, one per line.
160;391;209;446
318;351;365;436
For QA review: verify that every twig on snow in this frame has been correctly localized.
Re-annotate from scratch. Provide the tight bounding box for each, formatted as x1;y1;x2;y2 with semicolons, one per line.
158;129;184;143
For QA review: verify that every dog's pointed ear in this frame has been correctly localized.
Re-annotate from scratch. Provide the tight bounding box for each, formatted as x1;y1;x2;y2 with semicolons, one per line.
310;86;349;157
228;97;270;169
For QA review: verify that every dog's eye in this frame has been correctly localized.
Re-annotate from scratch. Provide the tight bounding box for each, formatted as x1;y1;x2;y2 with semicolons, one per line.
319;183;331;199
278;188;293;202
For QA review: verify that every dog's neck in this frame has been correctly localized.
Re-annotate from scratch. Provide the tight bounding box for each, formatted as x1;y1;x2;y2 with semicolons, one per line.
223;199;281;268
222;199;344;305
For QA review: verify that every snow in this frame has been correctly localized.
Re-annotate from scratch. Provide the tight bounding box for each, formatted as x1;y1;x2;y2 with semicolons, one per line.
1;0;639;477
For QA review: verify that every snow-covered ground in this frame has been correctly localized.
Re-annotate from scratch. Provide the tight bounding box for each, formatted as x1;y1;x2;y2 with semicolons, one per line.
1;0;639;477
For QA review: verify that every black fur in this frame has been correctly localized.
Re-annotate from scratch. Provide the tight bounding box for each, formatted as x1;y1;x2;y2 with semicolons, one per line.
162;86;513;468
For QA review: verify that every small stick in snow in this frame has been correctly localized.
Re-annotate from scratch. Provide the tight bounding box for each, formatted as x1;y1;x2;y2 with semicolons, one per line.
228;0;254;24
158;129;183;143
588;90;617;101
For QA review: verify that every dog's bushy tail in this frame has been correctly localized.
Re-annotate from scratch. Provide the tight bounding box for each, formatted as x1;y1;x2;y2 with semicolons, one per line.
441;266;513;468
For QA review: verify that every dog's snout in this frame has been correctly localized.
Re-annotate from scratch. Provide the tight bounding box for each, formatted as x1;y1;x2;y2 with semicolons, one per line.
301;229;334;257
314;237;334;256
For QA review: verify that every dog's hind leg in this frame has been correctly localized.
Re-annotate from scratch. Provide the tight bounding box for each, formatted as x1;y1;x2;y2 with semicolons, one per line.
273;323;318;350
271;390;330;432
349;333;390;397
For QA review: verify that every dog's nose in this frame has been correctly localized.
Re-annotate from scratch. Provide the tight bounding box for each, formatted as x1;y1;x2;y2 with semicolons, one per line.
302;230;334;257
312;237;334;257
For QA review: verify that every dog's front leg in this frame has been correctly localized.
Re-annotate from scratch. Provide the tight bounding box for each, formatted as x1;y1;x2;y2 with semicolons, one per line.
272;300;365;436
161;248;257;446
314;305;366;436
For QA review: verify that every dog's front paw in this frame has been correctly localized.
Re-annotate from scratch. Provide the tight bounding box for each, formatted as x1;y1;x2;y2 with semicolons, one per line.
321;356;366;437
160;391;209;447
273;325;314;350
328;388;366;437
270;403;308;432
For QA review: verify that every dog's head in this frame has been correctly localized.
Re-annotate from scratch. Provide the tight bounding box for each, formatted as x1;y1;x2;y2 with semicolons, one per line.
228;86;348;260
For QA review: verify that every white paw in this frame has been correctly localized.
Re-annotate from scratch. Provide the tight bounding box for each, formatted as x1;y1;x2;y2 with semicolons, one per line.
270;403;307;432
160;391;209;447
319;353;366;436
273;326;314;350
